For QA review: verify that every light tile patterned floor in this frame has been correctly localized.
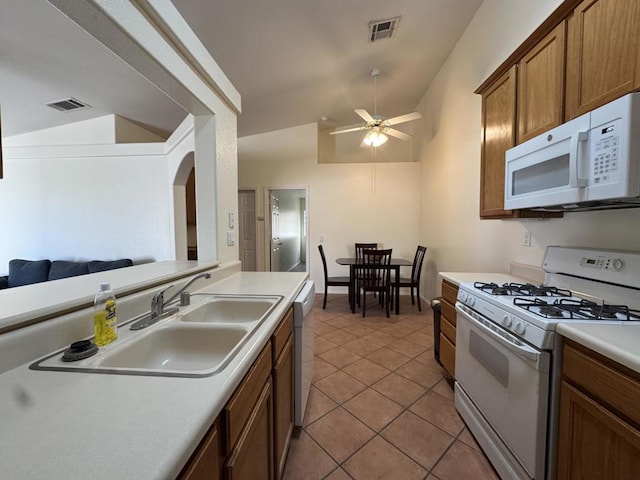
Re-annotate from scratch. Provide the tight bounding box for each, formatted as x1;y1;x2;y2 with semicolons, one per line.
283;294;499;480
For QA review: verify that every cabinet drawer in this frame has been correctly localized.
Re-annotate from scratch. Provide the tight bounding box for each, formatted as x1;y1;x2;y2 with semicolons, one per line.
441;280;458;305
441;315;456;345
441;300;456;328
272;308;293;362
223;342;272;454
440;333;455;379
563;340;640;427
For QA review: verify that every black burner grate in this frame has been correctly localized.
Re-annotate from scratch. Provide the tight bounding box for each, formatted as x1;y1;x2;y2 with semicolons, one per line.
514;297;640;321
474;282;572;297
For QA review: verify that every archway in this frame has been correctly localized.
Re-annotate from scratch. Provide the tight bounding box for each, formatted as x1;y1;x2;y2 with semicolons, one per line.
173;151;197;260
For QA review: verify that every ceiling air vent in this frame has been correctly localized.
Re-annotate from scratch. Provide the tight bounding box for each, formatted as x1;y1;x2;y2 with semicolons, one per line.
46;97;90;112
368;16;400;42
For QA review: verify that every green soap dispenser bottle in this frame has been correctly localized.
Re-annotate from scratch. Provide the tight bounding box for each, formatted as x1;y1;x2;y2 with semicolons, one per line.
94;282;118;346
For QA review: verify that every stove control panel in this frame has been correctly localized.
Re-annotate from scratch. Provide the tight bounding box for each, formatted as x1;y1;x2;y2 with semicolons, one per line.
580;256;625;271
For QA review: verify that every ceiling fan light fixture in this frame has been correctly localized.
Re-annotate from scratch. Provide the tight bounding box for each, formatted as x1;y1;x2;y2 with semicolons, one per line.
363;128;388;147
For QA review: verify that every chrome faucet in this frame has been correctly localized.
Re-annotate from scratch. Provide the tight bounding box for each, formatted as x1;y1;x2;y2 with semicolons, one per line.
130;272;212;330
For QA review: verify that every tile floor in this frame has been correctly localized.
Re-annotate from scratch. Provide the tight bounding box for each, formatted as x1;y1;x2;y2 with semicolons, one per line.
283;294;499;480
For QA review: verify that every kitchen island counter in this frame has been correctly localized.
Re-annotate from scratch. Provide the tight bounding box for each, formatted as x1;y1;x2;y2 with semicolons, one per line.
0;270;307;480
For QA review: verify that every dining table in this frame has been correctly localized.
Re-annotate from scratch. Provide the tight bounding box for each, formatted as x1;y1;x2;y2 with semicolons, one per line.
335;257;413;315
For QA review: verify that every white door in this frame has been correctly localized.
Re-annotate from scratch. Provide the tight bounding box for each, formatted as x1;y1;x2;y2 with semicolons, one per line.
238;190;257;271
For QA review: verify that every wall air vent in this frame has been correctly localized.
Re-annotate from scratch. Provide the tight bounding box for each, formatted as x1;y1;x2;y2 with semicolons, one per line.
45;97;90;112
368;16;400;42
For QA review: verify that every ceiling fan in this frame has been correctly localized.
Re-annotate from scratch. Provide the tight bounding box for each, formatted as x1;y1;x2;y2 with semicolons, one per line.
330;68;422;147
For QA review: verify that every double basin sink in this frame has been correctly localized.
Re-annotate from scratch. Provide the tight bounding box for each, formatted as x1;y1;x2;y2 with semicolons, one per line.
30;294;283;378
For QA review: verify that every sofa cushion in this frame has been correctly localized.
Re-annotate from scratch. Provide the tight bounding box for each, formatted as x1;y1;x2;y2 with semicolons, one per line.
48;261;90;281
88;259;133;273
8;259;52;287
0;276;8;290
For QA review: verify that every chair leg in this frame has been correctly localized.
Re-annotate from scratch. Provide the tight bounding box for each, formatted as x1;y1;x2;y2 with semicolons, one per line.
416;284;422;312
323;284;328;309
362;290;366;317
410;286;415;305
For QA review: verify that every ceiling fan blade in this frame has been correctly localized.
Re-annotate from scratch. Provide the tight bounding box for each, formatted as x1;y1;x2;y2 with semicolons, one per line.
385;128;412;141
354;109;375;123
383;111;422;126
329;125;368;135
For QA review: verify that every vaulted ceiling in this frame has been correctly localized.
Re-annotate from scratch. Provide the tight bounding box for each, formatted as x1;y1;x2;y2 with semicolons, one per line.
0;0;483;139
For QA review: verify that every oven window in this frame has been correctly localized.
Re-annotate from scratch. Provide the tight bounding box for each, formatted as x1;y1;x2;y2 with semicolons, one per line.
469;330;509;388
512;154;570;195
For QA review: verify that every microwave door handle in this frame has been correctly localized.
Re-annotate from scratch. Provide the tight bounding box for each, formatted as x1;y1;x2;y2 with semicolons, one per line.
569;130;589;188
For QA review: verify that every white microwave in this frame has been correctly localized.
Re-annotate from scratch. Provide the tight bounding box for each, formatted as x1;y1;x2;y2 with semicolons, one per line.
505;93;640;211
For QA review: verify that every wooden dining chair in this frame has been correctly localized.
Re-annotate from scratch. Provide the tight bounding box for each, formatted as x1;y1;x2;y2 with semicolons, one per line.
318;244;351;309
391;245;427;311
359;248;392;317
354;242;377;307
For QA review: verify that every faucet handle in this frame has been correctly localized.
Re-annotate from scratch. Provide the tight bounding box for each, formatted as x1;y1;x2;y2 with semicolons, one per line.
151;284;174;316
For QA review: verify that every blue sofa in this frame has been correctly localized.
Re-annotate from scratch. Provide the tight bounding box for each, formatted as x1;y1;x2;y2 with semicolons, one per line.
0;258;133;289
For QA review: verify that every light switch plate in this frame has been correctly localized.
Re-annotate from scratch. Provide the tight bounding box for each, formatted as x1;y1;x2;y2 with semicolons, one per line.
228;212;235;229
227;231;235;246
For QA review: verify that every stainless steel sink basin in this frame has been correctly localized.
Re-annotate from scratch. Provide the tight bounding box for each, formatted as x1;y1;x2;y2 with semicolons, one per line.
179;294;281;324
96;324;250;374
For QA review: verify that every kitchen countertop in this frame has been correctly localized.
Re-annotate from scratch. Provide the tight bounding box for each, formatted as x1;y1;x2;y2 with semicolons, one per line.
439;272;536;287
0;271;308;480
557;323;640;374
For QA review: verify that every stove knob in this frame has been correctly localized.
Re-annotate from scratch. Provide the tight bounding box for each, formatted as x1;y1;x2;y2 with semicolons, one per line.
502;315;512;327
468;296;476;306
612;258;624;271
514;322;526;335
459;293;468;302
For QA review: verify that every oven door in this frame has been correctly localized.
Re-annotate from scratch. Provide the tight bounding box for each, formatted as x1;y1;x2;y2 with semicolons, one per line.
455;304;550;480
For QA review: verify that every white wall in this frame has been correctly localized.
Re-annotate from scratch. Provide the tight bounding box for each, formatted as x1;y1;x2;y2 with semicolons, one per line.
0;142;174;272
238;123;421;290
417;0;640;299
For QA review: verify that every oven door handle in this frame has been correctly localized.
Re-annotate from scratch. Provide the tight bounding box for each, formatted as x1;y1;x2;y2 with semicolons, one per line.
456;304;548;370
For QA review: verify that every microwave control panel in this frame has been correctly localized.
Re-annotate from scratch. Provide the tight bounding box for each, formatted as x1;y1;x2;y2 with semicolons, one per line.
590;119;621;185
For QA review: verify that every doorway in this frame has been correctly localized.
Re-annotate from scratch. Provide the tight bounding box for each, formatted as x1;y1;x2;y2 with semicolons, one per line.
267;188;308;272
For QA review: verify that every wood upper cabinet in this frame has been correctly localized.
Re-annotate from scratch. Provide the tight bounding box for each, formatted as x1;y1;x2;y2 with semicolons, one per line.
480;66;517;218
566;0;640;119
556;340;640;480
517;22;566;143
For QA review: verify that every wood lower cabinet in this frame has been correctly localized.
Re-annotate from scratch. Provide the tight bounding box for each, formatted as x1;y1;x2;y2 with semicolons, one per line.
439;280;458;379
556;339;640;479
272;311;294;480
225;379;274;480
179;419;223;480
178;306;296;480
566;0;640;119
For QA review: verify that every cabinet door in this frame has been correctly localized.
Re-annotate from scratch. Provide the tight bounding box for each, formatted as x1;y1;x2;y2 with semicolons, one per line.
518;22;566;143
273;335;294;480
179;420;222;480
556;381;640;480
480;66;517;218
566;0;640;118
225;379;274;480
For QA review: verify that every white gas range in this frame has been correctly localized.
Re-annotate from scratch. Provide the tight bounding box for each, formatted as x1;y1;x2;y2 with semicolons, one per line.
454;246;640;480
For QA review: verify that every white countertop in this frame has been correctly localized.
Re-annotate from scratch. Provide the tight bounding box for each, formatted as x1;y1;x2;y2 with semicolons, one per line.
438;272;535;287
557;323;640;374
0;271;308;480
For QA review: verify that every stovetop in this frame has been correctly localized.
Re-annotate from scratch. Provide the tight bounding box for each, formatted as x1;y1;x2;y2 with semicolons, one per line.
470;281;640;323
457;280;640;349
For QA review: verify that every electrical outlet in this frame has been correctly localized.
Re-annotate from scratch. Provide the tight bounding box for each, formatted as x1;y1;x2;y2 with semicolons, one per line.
227;231;235;246
523;231;531;247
